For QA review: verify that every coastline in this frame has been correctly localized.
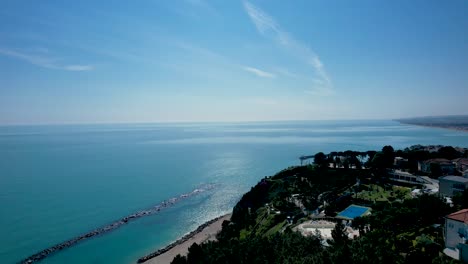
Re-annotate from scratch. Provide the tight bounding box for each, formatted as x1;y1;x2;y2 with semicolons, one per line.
398;122;468;133
137;213;232;264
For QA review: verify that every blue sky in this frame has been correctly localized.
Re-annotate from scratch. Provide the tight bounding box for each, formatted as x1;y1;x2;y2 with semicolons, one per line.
0;0;467;124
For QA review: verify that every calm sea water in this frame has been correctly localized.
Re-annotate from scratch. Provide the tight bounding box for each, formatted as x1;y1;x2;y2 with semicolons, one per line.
1;120;468;264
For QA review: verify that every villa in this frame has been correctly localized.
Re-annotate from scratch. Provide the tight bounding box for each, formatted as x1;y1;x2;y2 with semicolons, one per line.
439;176;468;197
418;159;455;174
453;158;468;172
388;170;426;184
444;209;468;261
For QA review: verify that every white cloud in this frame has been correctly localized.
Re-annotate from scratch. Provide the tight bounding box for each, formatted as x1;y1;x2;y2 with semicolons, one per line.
0;48;56;69
0;48;93;71
243;1;334;95
243;66;276;78
273;67;298;78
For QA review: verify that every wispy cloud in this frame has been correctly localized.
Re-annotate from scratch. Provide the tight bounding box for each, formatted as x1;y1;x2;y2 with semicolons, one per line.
175;42;278;80
64;65;94;71
243;66;276;78
0;48;93;71
243;1;334;95
273;67;299;78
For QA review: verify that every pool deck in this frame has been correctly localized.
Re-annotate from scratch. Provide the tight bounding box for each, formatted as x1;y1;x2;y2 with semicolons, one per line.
294;220;336;239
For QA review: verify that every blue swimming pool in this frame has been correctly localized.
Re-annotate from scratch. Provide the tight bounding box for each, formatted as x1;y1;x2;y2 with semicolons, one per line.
336;205;371;220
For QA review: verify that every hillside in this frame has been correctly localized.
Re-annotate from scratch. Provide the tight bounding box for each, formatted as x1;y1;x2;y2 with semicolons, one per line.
169;146;468;264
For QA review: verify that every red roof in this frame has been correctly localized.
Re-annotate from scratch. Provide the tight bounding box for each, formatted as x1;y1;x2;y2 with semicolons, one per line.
454;158;468;165
424;158;452;165
447;209;468;224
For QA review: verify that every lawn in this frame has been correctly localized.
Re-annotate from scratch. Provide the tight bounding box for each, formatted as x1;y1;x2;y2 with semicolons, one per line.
356;184;411;202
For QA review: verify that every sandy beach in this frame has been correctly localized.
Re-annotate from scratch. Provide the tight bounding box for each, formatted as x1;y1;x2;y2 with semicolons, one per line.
397;121;468;133
140;213;231;264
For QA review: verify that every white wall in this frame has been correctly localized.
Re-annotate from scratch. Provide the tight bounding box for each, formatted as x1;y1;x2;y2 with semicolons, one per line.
439;179;468;197
446;218;468;248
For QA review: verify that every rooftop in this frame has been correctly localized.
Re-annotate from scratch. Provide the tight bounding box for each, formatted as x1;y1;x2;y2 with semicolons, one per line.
453;158;468;165
439;176;468;183
423;158;453;165
447;209;468;224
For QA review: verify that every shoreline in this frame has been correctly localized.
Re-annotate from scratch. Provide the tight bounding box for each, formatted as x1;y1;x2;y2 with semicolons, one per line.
137;213;232;264
398;122;468;133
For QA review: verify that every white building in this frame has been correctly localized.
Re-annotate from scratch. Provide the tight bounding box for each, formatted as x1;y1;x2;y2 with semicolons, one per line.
388;170;425;184
439;176;468;197
445;209;468;248
444;209;468;261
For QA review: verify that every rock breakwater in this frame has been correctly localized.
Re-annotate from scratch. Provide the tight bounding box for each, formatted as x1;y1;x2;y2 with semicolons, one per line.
18;184;216;264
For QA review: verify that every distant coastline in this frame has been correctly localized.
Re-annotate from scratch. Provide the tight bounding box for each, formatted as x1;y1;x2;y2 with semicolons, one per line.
399;122;468;132
396;115;468;132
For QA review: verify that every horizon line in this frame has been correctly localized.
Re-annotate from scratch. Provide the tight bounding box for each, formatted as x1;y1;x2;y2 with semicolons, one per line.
0;117;418;127
2;114;467;127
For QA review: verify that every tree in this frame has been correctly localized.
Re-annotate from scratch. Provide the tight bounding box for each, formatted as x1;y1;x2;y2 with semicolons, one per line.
365;151;377;168
343;159;350;169
335;156;342;168
437;146;460;160
430;163;442;177
314;152;328;168
370;146;395;170
452;189;468;209
187;243;203;264
349;155;362;169
406;235;441;263
382;145;395;168
329;222;351;264
371;152;386;170
382;145;394;154
171;255;187;264
331;222;348;245
351;216;368;235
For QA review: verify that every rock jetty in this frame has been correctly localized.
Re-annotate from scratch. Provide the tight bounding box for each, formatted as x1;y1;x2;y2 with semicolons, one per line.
18;184;215;264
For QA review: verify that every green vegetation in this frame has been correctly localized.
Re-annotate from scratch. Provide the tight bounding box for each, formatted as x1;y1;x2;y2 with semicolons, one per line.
171;145;463;264
394;145;467;174
356;184;411;202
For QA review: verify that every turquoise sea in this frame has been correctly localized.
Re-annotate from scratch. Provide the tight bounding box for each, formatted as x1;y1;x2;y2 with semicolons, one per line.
1;120;468;264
